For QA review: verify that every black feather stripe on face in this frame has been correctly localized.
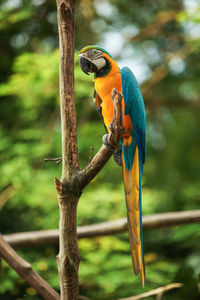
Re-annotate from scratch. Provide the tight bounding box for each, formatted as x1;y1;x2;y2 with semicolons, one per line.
94;58;111;78
79;55;99;75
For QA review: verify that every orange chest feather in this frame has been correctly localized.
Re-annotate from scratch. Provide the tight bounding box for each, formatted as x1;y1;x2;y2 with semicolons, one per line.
94;72;132;136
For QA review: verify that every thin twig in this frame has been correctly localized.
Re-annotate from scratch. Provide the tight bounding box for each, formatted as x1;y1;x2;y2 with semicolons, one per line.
118;283;183;300
44;157;62;165
3;209;200;248
88;147;94;164
44;157;62;161
0;235;59;300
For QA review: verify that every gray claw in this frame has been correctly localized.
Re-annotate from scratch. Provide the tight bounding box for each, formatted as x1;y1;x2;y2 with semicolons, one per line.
113;146;122;166
102;134;115;151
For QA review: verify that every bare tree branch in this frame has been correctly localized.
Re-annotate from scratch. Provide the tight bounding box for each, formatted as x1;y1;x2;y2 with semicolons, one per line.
57;0;79;181
4;209;200;248
118;283;183;300
0;234;60;300
56;1;81;299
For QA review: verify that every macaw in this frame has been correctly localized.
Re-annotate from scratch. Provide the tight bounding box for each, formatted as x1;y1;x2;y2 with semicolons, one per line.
79;45;146;286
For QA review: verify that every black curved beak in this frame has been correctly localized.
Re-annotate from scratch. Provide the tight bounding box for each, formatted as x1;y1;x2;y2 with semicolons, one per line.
79;55;98;75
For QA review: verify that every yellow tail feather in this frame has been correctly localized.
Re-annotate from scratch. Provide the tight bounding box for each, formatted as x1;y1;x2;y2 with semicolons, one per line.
122;146;145;287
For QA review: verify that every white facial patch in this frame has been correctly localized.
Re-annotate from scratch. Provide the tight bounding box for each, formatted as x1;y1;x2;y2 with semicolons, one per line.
91;57;106;70
79;50;107;70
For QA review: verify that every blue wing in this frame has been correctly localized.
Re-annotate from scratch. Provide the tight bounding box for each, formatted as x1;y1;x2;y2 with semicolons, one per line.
120;67;146;169
120;67;146;286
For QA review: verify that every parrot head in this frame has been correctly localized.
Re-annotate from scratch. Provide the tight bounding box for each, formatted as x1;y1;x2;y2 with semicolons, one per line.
79;45;113;77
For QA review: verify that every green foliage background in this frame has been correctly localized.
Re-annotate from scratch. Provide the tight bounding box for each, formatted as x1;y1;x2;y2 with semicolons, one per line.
0;0;200;299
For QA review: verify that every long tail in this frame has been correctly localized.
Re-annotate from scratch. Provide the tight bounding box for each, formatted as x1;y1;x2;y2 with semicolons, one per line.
121;137;145;287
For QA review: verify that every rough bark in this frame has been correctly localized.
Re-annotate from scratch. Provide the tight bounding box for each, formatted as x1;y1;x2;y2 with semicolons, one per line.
56;0;79;181
55;176;81;300
56;0;81;298
0;235;59;300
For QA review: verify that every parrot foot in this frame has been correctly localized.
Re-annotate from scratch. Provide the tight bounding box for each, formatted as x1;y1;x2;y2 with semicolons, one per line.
102;134;115;151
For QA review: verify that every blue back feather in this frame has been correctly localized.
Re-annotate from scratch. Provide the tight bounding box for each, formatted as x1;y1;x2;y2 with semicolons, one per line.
120;67;146;171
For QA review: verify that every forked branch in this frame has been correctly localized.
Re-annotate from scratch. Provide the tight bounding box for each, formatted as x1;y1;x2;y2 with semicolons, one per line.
56;0;124;299
0;235;59;300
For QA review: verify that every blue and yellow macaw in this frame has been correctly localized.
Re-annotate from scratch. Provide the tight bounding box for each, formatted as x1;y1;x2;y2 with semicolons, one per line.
79;45;146;286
